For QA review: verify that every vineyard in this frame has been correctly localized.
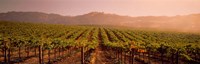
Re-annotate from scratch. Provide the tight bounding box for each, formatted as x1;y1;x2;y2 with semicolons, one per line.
0;21;200;64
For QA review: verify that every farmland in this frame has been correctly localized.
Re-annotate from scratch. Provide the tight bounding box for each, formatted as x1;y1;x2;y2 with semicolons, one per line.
0;21;200;64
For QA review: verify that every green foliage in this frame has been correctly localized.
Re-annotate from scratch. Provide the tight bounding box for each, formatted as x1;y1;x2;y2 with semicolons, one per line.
181;54;193;61
0;21;200;61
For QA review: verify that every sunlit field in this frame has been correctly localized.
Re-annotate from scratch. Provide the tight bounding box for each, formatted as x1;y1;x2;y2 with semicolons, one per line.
0;21;200;64
1;0;200;64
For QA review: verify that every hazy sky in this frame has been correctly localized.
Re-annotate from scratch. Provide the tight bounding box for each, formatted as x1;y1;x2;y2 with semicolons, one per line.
0;0;200;16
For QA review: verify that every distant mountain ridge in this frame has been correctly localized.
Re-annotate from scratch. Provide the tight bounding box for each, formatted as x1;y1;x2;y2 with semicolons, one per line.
0;11;200;32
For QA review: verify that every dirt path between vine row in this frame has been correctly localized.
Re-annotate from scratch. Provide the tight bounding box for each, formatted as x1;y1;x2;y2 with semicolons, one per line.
94;45;115;64
94;28;115;64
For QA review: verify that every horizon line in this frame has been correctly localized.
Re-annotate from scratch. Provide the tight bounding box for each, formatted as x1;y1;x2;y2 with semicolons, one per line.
1;11;200;17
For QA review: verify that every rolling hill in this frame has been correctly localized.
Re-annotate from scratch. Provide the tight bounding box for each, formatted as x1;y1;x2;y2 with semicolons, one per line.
0;11;200;32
